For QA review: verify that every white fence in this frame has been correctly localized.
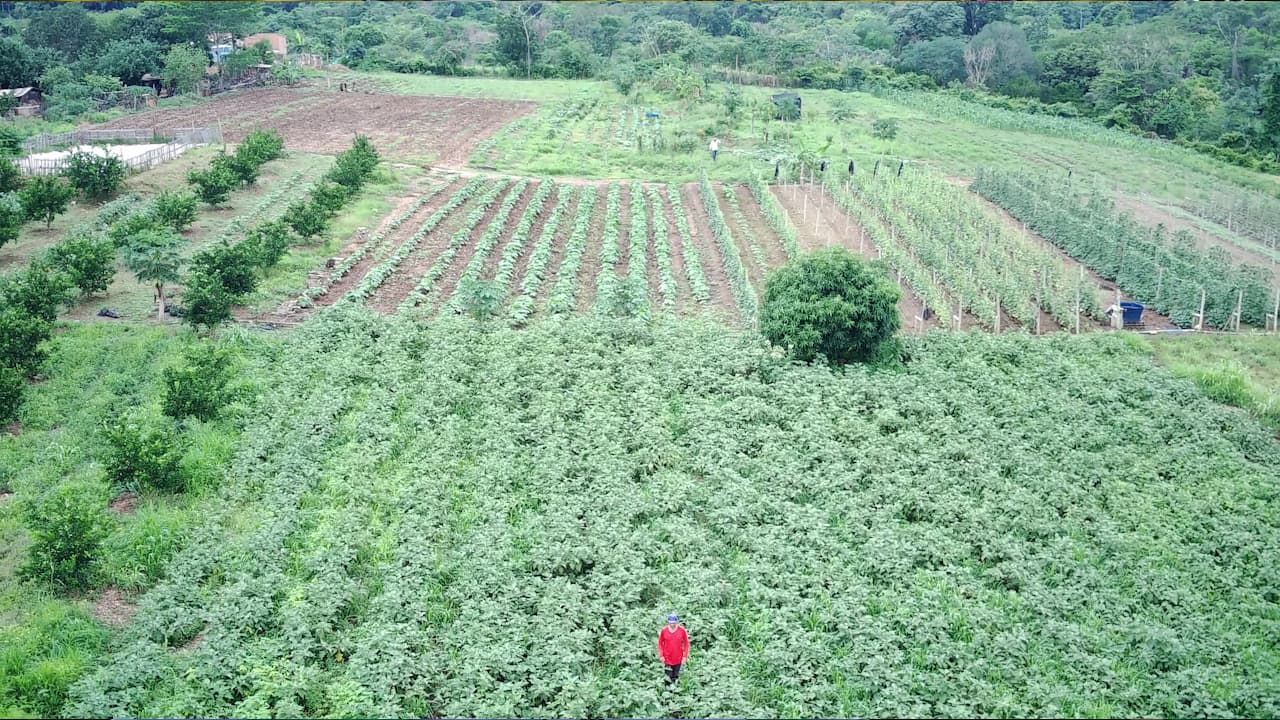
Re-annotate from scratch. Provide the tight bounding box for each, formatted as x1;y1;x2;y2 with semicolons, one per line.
21;127;222;153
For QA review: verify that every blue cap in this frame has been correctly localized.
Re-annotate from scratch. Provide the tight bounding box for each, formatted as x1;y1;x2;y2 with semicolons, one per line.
667;613;679;622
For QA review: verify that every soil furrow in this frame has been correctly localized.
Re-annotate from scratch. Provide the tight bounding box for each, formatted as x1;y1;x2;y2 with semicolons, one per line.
481;180;544;280
641;186;663;309
714;183;768;294
575;184;609;312
681;182;740;322
531;189;584;307
735;184;790;268
659;190;694;314
425;182;528;317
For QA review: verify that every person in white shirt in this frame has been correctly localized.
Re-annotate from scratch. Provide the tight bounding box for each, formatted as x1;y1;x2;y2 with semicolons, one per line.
709;137;720;162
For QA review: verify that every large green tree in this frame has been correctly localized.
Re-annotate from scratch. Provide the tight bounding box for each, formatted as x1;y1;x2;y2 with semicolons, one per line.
162;44;210;96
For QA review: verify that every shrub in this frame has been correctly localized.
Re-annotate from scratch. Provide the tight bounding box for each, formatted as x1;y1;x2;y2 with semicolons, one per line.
180;270;235;330
151;190;198;232
19;176;75;228
458;277;502;321
99;507;187;590
187;165;239;206
19;479;112;592
189;241;258;297
324;135;379;190
0;127;21;158
760;247;901;365
213;150;260;186
284;199;328;239
102;412;187;492
0;158;22;193
309;181;351;216
106;210;161;249
162;341;236;421
0;306;51;376
239;219;292;269
63;152;127;200
47;235;116;297
0;363;22;423
0;192;21;249
235;128;285;166
871;118;900;141
0;260;74;323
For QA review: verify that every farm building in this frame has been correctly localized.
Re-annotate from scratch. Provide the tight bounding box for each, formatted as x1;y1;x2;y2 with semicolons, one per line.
242;32;288;58
0;87;43;117
771;92;801;120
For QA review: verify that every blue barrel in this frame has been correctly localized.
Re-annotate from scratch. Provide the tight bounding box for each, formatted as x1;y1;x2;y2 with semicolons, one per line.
1120;301;1144;324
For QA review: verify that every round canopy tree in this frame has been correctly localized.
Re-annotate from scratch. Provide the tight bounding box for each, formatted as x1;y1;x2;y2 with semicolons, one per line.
760;248;901;365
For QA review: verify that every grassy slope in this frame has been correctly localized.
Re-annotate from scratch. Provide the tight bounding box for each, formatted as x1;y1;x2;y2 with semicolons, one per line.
1143;332;1280;432
65;309;1280;718
0;322;256;717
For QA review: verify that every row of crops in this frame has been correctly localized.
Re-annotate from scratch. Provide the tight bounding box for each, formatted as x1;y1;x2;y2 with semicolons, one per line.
309;175;787;324
972;168;1278;329
818;168;1100;331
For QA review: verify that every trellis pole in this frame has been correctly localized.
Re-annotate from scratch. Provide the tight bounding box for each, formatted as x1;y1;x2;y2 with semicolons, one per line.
1194;288;1206;331
1232;289;1243;332
1076;266;1084;334
1269;288;1280;332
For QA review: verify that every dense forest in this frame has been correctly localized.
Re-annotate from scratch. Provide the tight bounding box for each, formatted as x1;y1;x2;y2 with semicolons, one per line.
1;2;1279;166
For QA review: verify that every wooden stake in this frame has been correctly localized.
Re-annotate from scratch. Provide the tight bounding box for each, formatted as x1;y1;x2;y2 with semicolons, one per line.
1233;288;1243;331
1076;266;1084;335
1271;287;1280;332
1195;288;1206;331
995;297;1001;333
1155;266;1163;304
814;206;820;236
802;193;807;221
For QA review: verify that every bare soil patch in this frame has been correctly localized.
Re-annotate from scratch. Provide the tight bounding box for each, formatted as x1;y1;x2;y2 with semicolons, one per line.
681;183;740;322
427;182;533;317
712;183;767;294
575;184;609;312
482;180;549;281
734;185;790;267
109;491;139;515
639;186;663;309
91;87;537;166
93;588;138;627
532;189;586;308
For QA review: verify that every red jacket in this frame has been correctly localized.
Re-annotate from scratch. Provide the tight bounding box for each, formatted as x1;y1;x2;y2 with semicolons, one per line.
658;624;689;665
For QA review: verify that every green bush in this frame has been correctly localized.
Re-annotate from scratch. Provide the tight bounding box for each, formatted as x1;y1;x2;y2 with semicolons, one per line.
179;270;235;331
99;507;188;590
871;117;900;141
284;199;328;239
161;342;236;421
187;165;239;207
19;176;75;228
308;181;352;216
0;192;21;249
63;152;127;200
0;306;51;376
47;235;116;297
106;211;161;249
0;602;109;717
0;363;22;423
235;128;285;166
151;190;198;232
239;219;292;269
189;241;258;297
212;151;260;186
19;479;112;592
102;412;187;492
0;127;21;159
324;135;379;190
0;260;73;323
0;159;22;194
760;247;901;365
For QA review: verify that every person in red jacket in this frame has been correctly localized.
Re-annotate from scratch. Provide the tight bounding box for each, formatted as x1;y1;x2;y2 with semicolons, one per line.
657;613;690;685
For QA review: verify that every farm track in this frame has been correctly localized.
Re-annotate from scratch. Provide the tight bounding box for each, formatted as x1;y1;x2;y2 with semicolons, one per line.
427;181;538;317
659;191;694;314
946;177;1156;331
90;87;536;164
575;188;609;312
682;183;741;321
642;191;664;310
307;176;466;314
363;186;490;313
774;183;937;332
530;190;583;308
714;183;768;294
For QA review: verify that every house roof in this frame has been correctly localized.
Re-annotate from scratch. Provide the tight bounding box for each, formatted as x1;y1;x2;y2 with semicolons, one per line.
242;32;287;55
0;87;35;98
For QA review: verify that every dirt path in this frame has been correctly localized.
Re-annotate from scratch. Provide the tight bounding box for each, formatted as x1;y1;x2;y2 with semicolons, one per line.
532;188;587;308
425;182;531;317
363;183;495;313
682;183;740;322
1115;193;1280;271
575;185;609;311
659;189;694;314
734;185;790;267
713;183;768;295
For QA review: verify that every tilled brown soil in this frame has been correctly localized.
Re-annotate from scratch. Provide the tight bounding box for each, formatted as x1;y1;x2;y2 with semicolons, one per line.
427;181;538;317
575;185;610;312
532;188;588;307
713;183;768;294
659;188;695;314
682;183;741;322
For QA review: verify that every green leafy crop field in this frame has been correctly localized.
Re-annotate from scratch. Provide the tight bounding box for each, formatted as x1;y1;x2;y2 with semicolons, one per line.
65;309;1279;718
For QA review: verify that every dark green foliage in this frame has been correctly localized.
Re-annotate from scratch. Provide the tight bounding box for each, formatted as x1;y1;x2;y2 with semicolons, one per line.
0;305;49;376
63;152;127;201
0;261;73;323
871;117;900;140
180;270;235;330
19;479;111;592
308;181;351;216
151;190;198;232
458;277;502;321
324;135;380;191
0;192;21;249
239;219;292;270
0;603;110;718
1263;70;1280;152
107;211;161;249
189;241;258;297
162;342;236;421
211;151;259;187
760;248;901;365
19;176;75;228
47;235;116;297
0;159;22;193
102;412;187;492
235;129;285;166
187;165;239;207
122;229;183;317
284;199;328;239
0;363;22;422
